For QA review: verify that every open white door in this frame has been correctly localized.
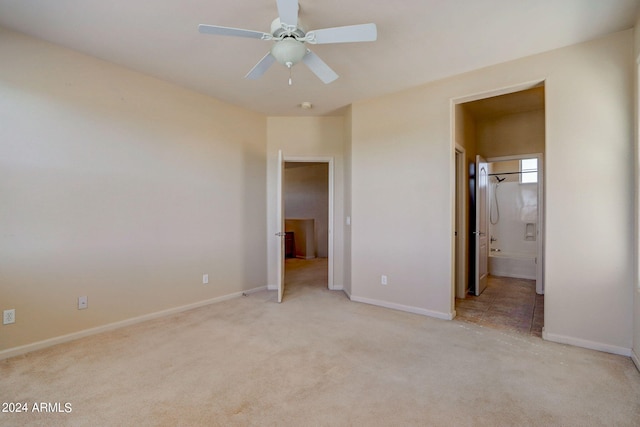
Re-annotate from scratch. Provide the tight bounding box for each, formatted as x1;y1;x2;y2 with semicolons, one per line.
475;155;489;296
276;150;285;303
535;154;544;295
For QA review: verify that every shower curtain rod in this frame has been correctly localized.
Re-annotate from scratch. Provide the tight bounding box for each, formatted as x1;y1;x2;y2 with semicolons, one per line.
488;171;536;176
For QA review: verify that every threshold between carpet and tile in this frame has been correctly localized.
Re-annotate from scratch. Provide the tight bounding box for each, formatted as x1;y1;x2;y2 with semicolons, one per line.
455;275;544;337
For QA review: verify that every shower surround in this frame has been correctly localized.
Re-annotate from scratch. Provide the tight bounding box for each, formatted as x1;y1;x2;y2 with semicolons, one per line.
488;176;538;280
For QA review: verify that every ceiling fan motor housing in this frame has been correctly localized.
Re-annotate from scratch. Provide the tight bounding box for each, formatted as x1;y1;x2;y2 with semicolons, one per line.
270;17;305;39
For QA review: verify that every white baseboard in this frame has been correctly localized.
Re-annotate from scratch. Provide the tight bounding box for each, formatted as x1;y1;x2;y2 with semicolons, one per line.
349;295;454;320
542;329;632;357
0;285;267;361
632;349;640;372
241;286;268;296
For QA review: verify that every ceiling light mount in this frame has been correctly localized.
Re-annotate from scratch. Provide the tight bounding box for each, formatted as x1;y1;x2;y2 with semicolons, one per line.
270;18;306;39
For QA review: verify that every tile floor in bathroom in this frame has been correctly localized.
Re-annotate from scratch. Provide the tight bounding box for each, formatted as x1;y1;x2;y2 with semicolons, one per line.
455;275;544;337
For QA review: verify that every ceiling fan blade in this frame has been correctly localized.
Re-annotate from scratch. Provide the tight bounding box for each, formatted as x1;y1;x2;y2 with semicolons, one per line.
306;23;377;44
245;52;276;80
276;0;298;28
198;24;270;40
302;50;338;84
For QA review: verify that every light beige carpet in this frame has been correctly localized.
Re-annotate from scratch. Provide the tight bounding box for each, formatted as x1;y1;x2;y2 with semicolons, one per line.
1;258;639;426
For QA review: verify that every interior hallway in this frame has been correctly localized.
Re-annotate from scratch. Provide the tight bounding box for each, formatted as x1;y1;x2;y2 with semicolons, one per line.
455;275;544;336
283;257;329;300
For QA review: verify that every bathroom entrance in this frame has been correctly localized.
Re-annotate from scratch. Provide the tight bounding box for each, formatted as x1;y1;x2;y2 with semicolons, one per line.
453;83;545;335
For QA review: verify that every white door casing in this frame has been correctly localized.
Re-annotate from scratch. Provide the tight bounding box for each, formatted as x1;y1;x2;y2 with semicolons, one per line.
276;149;285;303
283;156;335;290
455;145;467;299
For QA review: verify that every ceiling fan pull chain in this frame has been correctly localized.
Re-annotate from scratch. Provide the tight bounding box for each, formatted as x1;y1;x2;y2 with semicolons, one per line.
287;62;293;86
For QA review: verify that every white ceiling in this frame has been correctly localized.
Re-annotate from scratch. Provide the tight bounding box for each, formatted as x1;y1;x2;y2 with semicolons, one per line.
0;0;637;116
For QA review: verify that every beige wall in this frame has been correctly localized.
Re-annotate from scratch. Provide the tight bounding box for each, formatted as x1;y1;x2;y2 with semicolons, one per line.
266;117;345;290
351;30;635;353
1;25;636;360
0;29;267;352
477;110;545;158
455;104;478;158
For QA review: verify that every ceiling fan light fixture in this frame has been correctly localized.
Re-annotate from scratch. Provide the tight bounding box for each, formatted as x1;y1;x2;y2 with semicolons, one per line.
271;38;307;66
199;0;377;84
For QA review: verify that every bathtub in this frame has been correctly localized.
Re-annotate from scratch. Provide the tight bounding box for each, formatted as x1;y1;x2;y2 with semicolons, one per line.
489;251;536;280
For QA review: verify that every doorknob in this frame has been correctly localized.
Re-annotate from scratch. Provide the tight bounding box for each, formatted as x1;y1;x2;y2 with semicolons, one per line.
275;232;286;237
472;231;486;236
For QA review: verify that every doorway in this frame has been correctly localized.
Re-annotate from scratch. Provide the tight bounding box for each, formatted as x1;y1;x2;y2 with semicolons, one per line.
486;155;544;295
452;82;545;335
278;156;334;301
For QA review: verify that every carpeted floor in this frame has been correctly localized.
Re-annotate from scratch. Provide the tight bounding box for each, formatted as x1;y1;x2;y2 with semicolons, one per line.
1;258;639;426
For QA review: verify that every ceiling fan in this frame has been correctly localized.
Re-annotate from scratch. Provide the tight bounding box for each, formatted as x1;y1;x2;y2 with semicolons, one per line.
198;0;377;85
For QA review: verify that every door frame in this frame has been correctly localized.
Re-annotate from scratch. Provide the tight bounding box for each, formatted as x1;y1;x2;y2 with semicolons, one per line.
277;150;285;302
487;153;545;294
454;144;467;299
450;79;546;312
280;155;335;290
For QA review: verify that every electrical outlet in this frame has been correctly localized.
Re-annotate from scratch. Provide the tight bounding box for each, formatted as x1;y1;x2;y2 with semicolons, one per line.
78;296;88;310
381;275;388;285
3;309;15;325
203;274;209;284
